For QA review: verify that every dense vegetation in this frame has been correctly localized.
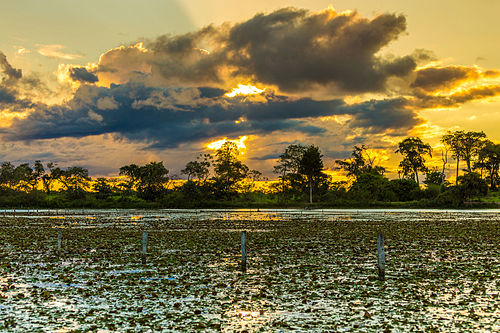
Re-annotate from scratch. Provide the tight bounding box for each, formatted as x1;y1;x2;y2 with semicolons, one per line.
1;130;499;208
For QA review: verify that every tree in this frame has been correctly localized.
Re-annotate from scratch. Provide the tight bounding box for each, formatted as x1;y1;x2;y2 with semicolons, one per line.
442;131;463;185
424;168;445;187
13;163;33;192
439;146;449;185
389;178;420;201
396;137;432;185
336;145;385;179
181;154;212;182
119;164;141;191
93;177;114;199
120;162;170;199
349;172;395;202
475;141;500;190
41;162;60;194
457;172;488;201
13;161;46;192
139;162;170;199
459;131;487;172
213;141;249;196
442;130;487;185
58;167;90;193
32;160;45;191
273;144;307;197
0;162;15;188
298;145;324;204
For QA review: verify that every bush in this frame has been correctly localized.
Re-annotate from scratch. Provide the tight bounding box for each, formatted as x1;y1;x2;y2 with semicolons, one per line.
388;179;420;201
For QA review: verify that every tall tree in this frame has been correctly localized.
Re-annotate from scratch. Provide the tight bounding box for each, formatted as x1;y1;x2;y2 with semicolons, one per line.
41;162;59;194
459;131;487;172
119;164;141;191
298;145;324;204
13;163;33;192
181;154;212;183
442;130;487;185
440;146;449;185
442;131;463;185
136;162;170;199
396;137;432;185
213;141;249;195
32;160;45;191
58;166;90;192
475;141;500;190
93;177;114;199
336;145;385;179
0;162;15;188
273;144;307;197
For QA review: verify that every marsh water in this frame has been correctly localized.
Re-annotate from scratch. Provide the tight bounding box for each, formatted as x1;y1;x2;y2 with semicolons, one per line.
0;209;498;332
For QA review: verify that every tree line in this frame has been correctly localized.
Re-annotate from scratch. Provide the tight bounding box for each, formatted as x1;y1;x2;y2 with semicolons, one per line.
0;130;499;208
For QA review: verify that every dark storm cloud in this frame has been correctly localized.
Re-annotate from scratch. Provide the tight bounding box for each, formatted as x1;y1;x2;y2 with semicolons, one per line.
343;98;422;133
144;7;416;93
411;66;484;92
250;153;281;161
0;51;22;81
0;52;46;109
415;85;500;109
226;8;412;92
0;86;17;104
69;67;98;83
148;25;227;84
0;51;22;105
5;83;420;147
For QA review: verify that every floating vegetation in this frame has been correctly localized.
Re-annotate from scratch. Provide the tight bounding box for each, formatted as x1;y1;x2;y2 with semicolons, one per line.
0;209;498;331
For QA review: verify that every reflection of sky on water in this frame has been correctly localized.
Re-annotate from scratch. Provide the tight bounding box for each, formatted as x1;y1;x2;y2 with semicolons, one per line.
0;209;498;331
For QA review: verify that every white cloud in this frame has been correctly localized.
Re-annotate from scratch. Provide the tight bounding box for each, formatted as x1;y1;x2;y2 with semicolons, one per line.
37;44;82;60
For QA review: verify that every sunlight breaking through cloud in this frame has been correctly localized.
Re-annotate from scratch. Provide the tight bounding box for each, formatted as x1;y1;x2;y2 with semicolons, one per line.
207;136;248;151
225;84;265;98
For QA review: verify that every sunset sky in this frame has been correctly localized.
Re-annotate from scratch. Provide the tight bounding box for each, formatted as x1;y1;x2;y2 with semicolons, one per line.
1;0;500;179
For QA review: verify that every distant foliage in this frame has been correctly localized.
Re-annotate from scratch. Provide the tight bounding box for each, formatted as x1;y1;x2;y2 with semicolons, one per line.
0;131;499;208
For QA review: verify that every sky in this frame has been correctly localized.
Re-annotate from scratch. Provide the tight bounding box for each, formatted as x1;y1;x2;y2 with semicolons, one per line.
1;0;500;179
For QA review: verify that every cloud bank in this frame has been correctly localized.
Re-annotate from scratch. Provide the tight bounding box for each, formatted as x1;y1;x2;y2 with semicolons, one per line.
1;6;500;176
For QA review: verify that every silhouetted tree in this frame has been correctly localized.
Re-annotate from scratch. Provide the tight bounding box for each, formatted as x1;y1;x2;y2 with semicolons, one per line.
13;163;33;192
119;164;141;191
41;162;58;194
442;130;486;184
0;162;15;188
299;145;324;203
396;137;432;185
457;172;488;201
475;141;500;190
273;144;307;197
213;142;249;197
138;162;170;200
459;131;487;172
336;145;385;179
58;166;90;193
181;154;212;182
424;168;445;186
93;177;114;199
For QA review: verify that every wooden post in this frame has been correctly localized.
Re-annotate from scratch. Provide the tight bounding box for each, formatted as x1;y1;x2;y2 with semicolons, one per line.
142;231;148;265
241;231;247;273
377;233;385;281
57;229;62;255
